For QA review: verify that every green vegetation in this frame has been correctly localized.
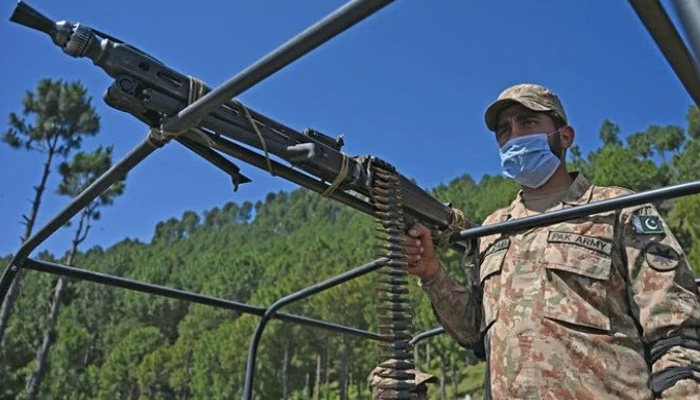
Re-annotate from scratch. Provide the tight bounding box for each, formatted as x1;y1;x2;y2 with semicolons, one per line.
25;145;125;400
1;84;698;398
0;79;100;353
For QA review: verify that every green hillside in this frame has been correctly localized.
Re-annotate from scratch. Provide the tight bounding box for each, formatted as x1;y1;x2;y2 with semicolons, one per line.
2;108;699;399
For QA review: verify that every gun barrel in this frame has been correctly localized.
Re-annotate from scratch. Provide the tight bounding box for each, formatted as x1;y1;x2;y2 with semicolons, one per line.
10;1;55;37
10;1;464;249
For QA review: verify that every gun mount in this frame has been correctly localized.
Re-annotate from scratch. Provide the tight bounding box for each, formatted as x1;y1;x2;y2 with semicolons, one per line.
4;1;700;400
10;1;466;252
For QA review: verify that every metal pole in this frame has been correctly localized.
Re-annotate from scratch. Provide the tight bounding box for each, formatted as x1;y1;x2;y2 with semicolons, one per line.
453;180;700;241
0;137;158;304
242;257;387;400
671;0;700;72
629;0;700;105
161;0;395;134
22;258;385;341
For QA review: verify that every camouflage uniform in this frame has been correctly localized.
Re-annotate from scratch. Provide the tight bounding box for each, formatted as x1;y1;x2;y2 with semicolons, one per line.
422;173;700;399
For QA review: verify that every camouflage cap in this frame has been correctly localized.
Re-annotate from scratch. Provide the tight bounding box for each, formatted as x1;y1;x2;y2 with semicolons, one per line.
484;83;567;131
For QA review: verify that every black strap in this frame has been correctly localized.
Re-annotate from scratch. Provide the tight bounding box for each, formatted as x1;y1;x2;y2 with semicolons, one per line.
649;365;700;394
471;339;486;361
483;337;492;400
649;336;700;363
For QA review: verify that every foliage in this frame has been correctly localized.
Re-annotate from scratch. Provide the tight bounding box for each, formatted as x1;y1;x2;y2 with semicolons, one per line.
57;145;125;209
24;131;124;399
1;103;699;399
0;78;101;388
3;79;99;156
587;145;665;191
598;119;622;147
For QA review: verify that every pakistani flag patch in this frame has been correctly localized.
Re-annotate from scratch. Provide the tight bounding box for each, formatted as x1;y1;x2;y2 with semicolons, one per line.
632;215;664;235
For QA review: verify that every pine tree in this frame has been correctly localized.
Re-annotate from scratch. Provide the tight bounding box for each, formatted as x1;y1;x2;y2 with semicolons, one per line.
26;146;125;399
0;79;99;355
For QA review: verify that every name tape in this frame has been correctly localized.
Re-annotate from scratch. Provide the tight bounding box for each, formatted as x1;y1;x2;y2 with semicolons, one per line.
547;231;612;256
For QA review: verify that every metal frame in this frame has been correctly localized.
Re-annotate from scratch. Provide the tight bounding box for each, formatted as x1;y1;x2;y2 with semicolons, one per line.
2;1;700;399
23;258;386;342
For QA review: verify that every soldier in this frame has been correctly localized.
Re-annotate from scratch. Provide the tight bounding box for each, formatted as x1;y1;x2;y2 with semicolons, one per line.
405;83;700;399
367;360;438;400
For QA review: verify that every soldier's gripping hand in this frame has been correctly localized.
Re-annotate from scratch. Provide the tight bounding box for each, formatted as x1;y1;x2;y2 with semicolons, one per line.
405;223;440;281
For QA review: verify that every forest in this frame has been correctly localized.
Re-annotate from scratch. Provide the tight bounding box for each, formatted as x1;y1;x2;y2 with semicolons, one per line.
1;79;699;399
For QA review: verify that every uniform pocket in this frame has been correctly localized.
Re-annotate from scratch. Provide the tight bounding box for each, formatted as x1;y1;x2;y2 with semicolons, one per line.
543;235;612;332
479;239;508;334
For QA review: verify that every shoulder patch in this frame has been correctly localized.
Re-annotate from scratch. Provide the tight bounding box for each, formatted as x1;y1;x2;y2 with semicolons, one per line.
632;215;665;235
644;242;680;271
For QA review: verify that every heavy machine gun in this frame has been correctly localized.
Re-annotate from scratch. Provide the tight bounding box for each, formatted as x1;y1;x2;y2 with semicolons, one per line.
8;1;469;398
9;1;468;251
7;2;700;399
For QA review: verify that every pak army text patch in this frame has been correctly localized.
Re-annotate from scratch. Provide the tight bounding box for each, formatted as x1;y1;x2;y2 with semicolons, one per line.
547;231;612;256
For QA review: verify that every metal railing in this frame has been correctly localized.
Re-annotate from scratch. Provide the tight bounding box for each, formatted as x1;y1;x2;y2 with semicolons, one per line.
2;1;700;399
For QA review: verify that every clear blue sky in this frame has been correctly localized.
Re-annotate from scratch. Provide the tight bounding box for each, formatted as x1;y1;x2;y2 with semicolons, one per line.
0;1;694;258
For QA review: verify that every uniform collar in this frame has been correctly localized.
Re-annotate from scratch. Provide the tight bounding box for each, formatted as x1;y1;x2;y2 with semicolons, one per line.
506;172;594;219
560;172;594;205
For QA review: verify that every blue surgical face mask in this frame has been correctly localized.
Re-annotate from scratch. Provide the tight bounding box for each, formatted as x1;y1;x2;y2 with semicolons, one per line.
499;132;561;189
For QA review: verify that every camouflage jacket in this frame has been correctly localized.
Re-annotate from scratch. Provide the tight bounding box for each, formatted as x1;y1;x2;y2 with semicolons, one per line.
421;173;700;399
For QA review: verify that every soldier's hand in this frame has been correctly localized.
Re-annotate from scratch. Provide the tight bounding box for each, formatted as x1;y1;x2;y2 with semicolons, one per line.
405;223;439;281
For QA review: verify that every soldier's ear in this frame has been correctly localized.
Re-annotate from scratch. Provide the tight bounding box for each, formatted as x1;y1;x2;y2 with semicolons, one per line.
559;125;575;150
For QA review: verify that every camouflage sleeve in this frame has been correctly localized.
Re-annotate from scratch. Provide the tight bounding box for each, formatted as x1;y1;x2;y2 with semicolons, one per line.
419;261;481;347
618;205;700;399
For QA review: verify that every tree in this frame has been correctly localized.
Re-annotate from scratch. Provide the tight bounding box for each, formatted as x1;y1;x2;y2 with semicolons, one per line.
598;119;622;147
96;326;166;400
626;131;654;159
25;146;125;400
587;145;663;191
686;105;700;140
567;144;591;176
0;79;99;354
1;101;697;399
671;139;700;183
648;124;685;163
666;195;700;276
